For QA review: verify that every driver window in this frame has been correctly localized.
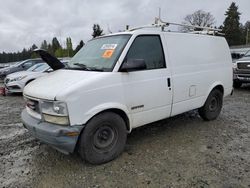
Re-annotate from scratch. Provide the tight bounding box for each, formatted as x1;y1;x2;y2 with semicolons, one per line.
126;35;166;70
23;62;32;68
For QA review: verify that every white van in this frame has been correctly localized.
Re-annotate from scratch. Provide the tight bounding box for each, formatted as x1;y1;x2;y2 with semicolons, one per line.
21;26;233;164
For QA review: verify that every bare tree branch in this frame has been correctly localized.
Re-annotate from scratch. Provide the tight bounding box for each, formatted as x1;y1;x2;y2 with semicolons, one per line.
181;10;216;32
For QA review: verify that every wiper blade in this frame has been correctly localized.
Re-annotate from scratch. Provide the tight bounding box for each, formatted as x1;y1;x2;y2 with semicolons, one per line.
73;63;103;72
73;63;88;69
87;67;104;72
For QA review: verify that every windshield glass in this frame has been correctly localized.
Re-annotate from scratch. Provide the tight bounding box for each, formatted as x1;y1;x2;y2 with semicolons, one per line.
13;61;25;66
32;63;49;72
68;35;131;71
244;50;250;57
27;63;44;71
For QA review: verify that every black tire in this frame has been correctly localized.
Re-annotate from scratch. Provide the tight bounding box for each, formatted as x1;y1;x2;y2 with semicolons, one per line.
78;112;127;164
233;81;242;88
198;89;223;121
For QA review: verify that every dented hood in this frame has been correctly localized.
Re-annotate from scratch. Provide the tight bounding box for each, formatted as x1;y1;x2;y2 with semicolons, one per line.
23;69;101;100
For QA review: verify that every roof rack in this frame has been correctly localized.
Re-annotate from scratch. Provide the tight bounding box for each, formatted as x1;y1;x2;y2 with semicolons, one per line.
128;17;224;36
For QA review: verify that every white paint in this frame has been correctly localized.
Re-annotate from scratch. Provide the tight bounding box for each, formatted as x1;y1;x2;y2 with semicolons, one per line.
23;29;233;131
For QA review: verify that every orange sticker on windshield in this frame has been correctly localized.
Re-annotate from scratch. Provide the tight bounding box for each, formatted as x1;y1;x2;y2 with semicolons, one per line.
102;49;114;58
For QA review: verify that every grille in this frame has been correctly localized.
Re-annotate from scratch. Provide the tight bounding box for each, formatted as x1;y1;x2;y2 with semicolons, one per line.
26;99;40;114
237;62;250;70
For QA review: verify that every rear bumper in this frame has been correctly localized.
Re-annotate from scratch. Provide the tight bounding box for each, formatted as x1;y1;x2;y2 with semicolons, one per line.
21;109;83;154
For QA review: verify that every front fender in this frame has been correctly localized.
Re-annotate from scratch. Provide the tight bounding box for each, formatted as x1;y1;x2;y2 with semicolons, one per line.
81;102;132;131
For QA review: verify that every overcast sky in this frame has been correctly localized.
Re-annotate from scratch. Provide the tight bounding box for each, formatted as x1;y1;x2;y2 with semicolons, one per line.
0;0;249;52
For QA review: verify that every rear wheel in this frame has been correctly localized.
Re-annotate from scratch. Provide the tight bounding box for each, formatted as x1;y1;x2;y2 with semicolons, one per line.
78;112;127;164
198;89;223;121
233;81;242;88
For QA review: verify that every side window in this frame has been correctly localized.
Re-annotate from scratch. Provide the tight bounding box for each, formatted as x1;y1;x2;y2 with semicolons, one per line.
126;35;165;70
22;62;33;69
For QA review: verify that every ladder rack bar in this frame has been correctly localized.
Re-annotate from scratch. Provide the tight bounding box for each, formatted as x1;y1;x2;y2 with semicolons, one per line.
154;17;222;32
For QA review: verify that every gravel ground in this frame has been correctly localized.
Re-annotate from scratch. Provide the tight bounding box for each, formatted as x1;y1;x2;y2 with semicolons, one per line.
0;84;250;188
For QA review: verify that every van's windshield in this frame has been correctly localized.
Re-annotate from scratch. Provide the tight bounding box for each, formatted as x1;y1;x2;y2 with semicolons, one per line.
67;34;131;72
244;50;250;57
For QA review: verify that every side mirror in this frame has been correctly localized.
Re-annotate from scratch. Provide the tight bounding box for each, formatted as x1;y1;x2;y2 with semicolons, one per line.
120;59;146;72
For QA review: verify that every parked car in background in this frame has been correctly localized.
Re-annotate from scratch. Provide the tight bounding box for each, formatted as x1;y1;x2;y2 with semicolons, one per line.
0;59;44;80
231;52;244;61
0;63;11;69
4;63;51;93
4;60;69;93
233;50;250;88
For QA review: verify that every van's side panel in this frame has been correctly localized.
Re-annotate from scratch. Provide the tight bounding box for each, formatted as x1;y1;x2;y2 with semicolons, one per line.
163;33;232;116
119;33;173;128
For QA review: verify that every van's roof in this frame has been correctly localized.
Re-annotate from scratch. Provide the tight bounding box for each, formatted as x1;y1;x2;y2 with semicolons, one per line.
97;28;224;39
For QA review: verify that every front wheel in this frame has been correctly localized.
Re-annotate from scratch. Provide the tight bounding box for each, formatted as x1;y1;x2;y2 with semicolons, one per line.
78;112;127;164
198;89;223;121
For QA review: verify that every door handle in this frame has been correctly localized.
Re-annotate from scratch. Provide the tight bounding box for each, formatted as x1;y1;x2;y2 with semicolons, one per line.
167;78;171;87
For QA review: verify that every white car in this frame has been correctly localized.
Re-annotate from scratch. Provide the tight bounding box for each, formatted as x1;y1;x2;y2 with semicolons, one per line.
4;63;52;93
22;21;233;164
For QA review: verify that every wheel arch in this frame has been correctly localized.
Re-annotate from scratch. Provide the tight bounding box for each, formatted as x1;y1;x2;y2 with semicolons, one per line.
81;104;132;132
204;82;224;106
25;79;35;86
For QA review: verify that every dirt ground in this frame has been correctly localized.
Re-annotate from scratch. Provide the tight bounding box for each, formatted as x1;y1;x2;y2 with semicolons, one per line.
0;83;250;188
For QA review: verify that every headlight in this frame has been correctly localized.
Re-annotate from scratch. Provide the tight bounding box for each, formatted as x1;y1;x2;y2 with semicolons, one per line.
40;101;69;125
233;63;237;69
43;114;69;125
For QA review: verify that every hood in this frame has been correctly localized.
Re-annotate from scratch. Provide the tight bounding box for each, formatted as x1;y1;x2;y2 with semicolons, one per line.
6;71;34;79
0;66;12;73
23;69;102;100
237;56;250;62
33;49;65;70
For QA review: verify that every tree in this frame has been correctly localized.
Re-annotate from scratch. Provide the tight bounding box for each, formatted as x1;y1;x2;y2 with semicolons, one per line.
244;21;250;45
182;10;215;31
51;37;61;55
222;2;242;46
66;37;73;57
74;40;85;54
92;24;103;38
40;40;48;50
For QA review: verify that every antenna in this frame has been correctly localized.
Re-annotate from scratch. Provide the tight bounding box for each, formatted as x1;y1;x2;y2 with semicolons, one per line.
107;24;112;34
158;7;161;20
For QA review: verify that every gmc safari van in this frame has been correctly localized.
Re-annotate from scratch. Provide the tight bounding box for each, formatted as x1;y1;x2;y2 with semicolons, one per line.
22;24;233;164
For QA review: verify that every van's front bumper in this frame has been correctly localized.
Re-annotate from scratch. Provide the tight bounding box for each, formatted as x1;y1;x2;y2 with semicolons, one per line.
21;109;83;154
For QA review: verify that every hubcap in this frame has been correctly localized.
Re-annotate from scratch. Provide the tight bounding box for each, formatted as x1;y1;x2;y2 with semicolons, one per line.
93;126;116;150
209;97;218;111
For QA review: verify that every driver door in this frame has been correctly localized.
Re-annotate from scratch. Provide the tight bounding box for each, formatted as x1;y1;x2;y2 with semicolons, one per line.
121;35;172;128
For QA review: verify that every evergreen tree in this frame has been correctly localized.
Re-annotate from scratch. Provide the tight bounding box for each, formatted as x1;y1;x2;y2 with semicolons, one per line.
41;40;48;50
51;37;61;55
222;2;242;46
66;37;73;57
92;24;103;38
74;40;85;54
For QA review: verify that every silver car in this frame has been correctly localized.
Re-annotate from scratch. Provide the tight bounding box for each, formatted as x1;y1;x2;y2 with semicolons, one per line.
4;63;52;93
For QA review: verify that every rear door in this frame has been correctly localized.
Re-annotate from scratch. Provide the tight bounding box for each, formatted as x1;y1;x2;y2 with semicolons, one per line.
120;34;172;128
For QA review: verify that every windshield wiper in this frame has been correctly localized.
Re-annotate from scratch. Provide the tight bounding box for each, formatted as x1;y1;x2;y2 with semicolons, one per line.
87;67;104;72
73;63;89;70
73;63;103;72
